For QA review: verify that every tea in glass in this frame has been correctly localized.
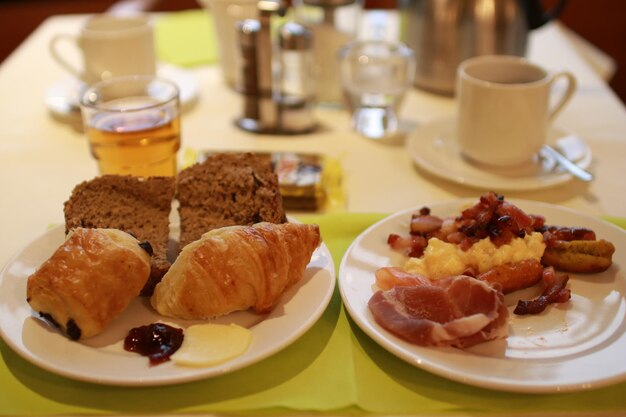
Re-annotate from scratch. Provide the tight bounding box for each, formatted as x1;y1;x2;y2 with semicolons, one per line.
80;76;180;176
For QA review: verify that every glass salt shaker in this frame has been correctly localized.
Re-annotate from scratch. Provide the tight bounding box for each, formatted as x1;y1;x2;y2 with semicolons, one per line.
277;22;317;133
293;0;358;106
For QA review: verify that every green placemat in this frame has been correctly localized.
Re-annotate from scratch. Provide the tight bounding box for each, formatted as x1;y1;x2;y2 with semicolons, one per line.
1;213;625;416
155;9;218;67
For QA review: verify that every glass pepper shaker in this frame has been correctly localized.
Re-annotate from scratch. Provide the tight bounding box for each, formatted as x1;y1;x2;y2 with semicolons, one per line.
277;22;317;133
293;0;358;106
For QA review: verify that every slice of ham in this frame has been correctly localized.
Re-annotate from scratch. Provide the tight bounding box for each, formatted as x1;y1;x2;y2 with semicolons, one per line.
369;270;508;348
375;267;431;291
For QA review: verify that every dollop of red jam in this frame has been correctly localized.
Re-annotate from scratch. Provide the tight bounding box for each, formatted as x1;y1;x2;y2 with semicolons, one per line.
124;323;184;365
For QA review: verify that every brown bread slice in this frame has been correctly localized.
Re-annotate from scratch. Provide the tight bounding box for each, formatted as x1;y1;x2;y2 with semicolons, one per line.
63;175;175;295
177;152;287;249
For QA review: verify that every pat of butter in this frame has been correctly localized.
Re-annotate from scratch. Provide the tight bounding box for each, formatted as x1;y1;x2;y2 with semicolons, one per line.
171;323;251;367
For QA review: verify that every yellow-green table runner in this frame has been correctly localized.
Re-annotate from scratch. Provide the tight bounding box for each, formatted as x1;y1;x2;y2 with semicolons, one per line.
1;213;625;416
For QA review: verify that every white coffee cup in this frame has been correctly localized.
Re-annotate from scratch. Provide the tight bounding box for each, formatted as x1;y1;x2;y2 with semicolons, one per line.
198;0;259;88
456;55;577;167
49;14;156;85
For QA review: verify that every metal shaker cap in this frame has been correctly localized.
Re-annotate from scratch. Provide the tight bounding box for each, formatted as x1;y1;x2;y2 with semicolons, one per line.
236;19;261;47
279;22;312;50
303;0;356;7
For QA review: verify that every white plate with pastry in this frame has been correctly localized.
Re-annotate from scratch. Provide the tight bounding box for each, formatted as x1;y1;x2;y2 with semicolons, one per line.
338;199;626;393
0;223;335;386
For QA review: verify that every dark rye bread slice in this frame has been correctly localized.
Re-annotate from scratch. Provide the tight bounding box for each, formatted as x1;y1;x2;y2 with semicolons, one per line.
63;175;175;295
177;152;287;248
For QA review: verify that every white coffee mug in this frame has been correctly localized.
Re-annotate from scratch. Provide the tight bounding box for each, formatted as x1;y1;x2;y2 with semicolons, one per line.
456;55;577;167
49;14;156;85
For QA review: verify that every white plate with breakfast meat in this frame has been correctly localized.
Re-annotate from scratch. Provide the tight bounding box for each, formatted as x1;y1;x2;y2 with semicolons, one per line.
0;223;335;386
338;197;626;393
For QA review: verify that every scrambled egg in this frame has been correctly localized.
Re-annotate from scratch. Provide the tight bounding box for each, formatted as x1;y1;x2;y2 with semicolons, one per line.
404;232;546;279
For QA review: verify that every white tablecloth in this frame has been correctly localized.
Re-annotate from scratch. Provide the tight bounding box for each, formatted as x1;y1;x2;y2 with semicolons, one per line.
0;14;625;270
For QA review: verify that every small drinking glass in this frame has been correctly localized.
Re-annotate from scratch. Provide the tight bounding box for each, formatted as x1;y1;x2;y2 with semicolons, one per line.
80;75;181;177
339;40;415;140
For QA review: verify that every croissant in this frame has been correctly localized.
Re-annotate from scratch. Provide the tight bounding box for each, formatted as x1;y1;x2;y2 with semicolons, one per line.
151;222;321;320
26;228;152;340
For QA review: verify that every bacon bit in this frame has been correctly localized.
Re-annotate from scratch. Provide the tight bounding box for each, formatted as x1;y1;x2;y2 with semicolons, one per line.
458;238;473;251
410;214;443;234
529;214;546;229
451;191;541;249
444;231;465;245
513;267;571;315
388;192;588;264
540;225;597;247
387;233;428;257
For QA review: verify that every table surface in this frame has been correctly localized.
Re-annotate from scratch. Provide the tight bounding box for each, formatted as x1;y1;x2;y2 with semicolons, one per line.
0;12;625;416
1;14;625;267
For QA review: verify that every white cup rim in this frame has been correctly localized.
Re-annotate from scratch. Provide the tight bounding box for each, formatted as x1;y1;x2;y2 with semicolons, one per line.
458;55;550;89
82;15;152;39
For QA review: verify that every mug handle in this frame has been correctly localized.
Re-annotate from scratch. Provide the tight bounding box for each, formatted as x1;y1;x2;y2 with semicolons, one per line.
49;34;82;79
548;71;577;122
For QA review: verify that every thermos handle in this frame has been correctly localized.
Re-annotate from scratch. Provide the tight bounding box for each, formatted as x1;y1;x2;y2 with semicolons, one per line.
523;0;569;30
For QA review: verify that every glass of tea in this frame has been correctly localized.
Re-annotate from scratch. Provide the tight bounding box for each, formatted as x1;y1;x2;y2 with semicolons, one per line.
338;41;415;141
79;75;181;177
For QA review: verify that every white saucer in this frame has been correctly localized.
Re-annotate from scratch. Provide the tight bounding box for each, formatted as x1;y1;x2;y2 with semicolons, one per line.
406;118;592;191
45;63;200;122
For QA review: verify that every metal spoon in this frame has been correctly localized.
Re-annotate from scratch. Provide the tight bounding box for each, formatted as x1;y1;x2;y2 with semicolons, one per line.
541;144;593;182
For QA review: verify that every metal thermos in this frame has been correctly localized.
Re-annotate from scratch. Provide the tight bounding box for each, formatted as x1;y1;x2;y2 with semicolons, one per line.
402;0;568;95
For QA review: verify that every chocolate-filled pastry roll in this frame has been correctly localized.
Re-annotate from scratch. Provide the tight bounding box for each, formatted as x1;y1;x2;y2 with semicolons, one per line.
27;228;151;340
151;222;321;320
